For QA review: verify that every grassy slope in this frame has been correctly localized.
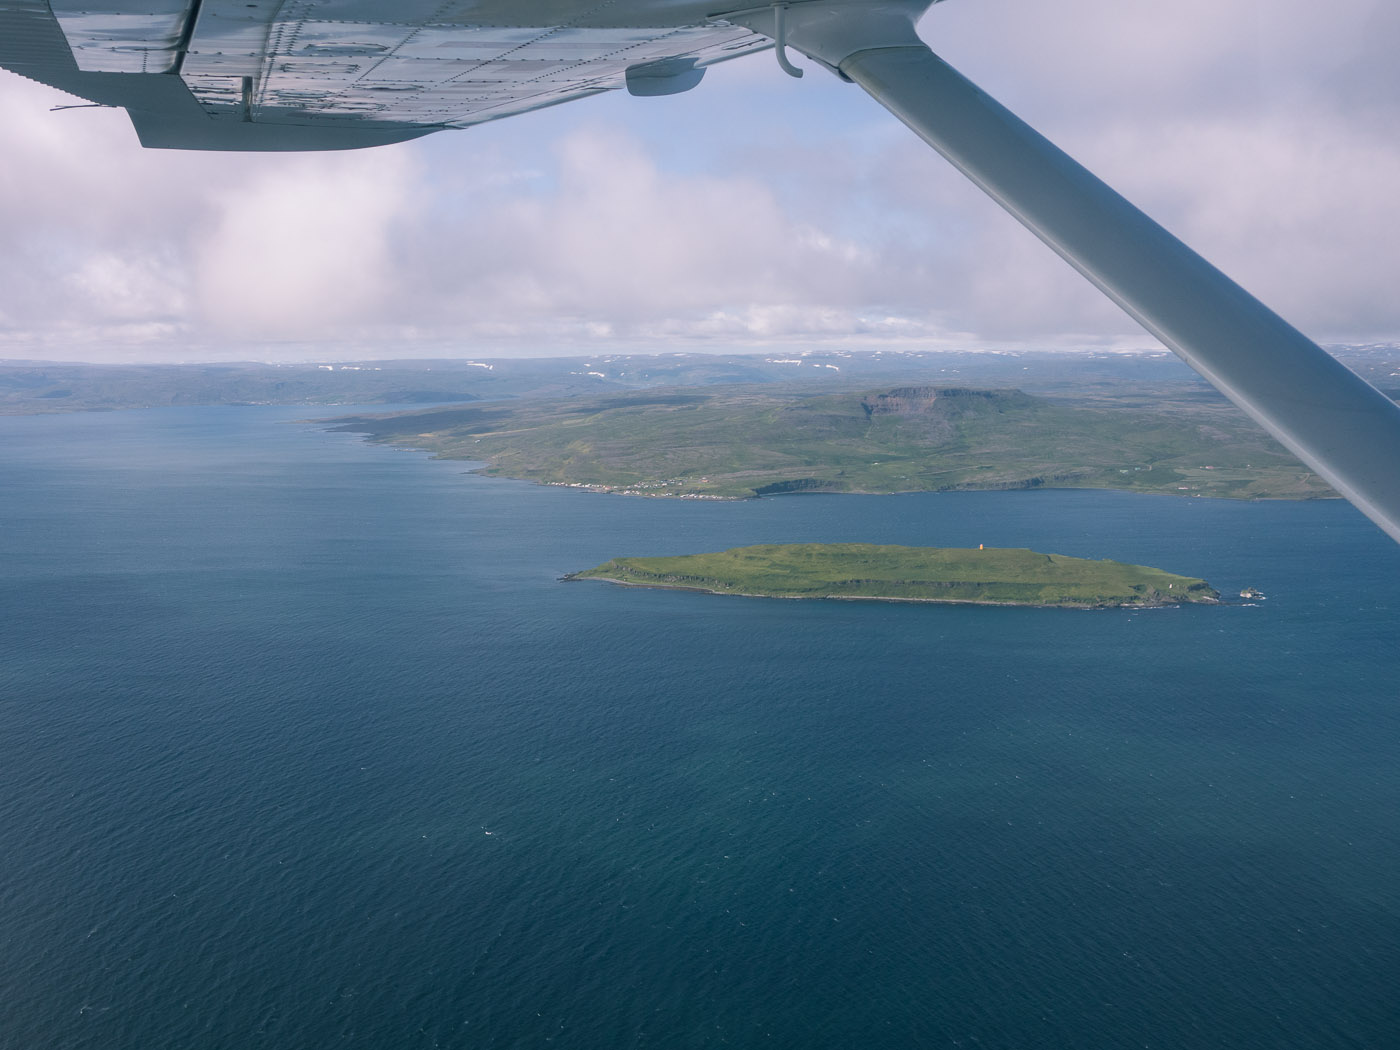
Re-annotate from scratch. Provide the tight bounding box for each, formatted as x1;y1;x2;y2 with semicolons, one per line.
330;384;1331;501
572;544;1219;607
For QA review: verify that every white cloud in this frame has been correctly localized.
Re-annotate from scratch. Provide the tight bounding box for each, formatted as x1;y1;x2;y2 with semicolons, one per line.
403;126;891;323
194;151;415;336
1089;112;1400;339
68;250;187;322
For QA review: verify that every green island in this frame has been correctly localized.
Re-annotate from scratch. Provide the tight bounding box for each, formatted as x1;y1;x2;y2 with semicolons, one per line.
567;543;1220;608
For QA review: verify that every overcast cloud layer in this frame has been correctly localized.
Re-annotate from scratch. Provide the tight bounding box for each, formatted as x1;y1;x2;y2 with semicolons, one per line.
2;0;1397;362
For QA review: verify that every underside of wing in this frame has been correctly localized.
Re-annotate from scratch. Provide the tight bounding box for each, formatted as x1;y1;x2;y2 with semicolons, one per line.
0;0;771;150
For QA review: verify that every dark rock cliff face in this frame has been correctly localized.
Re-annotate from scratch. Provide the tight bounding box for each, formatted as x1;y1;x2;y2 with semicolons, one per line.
859;387;1039;446
752;478;848;496
861;386;943;416
860;387;1034;418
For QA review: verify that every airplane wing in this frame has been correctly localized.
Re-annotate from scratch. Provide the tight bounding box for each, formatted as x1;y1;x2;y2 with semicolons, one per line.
0;0;773;150
5;0;1400;543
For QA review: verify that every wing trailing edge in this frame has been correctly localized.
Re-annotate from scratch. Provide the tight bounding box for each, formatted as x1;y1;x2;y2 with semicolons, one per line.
0;0;770;150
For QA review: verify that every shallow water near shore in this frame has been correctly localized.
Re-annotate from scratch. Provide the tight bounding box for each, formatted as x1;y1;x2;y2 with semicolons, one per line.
2;405;1398;1049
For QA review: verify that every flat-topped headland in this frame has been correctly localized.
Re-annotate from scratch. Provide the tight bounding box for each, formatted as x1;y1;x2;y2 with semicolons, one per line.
566;543;1219;608
324;382;1336;502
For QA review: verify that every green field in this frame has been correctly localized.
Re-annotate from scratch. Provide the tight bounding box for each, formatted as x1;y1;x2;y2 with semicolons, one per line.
569;544;1220;608
330;383;1333;501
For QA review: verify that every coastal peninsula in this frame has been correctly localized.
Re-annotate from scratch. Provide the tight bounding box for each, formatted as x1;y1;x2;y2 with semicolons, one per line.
328;383;1335;502
567;544;1219;608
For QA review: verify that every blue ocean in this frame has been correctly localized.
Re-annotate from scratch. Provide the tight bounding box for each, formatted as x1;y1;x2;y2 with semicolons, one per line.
2;405;1398;1049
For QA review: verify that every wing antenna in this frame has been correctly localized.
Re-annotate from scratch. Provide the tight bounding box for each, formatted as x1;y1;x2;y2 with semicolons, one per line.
772;5;805;78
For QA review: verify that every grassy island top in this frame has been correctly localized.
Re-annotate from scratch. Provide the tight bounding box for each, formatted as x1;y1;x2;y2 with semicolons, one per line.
568;544;1219;608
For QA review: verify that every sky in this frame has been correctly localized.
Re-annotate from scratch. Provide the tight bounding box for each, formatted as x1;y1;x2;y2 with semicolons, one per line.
2;0;1398;363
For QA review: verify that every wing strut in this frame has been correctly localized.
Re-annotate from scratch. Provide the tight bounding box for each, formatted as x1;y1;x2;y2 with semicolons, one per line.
736;2;1400;544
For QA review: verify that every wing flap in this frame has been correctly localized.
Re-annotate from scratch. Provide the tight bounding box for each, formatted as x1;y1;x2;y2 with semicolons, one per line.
49;0;193;74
